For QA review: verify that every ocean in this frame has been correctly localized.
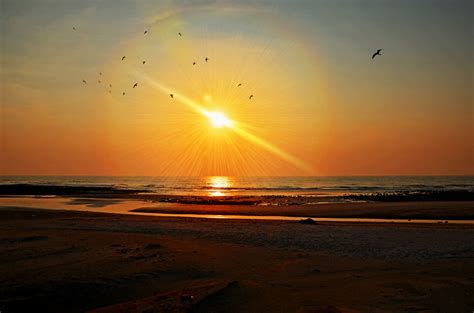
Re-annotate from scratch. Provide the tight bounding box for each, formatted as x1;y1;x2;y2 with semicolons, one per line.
1;176;472;198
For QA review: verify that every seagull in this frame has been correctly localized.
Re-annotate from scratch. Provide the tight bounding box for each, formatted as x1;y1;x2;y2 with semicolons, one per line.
144;30;148;34
133;83;138;88
170;94;174;98
82;79;87;84
372;49;382;59
249;95;253;100
178;32;182;36
122;56;126;61
237;83;242;87
142;61;146;64
205;57;208;62
193;62;196;65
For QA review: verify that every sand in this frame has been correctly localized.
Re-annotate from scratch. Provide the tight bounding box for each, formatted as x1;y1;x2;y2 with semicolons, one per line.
1;206;473;313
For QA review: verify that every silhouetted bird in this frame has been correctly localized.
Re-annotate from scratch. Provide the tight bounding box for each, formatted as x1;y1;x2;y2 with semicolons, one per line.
144;30;148;34
122;56;126;61
178;32;182;36
133;83;138;88
73;27;76;31
205;57;208;62
142;61;146;64
82;79;87;84
372;49;382;59
170;94;174;98
193;62;196;65
249;95;253;100
237;83;242;87
123;92;125;95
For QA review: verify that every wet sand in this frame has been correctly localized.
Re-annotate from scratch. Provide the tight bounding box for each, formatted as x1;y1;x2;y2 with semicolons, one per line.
1;206;473;312
133;201;474;220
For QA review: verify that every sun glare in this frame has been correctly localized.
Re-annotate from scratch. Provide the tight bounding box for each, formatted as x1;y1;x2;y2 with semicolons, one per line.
208;112;232;128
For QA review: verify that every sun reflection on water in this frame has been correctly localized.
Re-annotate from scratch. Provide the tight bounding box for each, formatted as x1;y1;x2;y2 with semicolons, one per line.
208;176;232;197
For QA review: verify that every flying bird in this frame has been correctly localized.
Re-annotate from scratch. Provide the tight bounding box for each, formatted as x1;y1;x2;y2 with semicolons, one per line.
170;94;174;98
144;30;148;34
249;95;253;100
73;27;76;31
142;61;146;64
205;57;208;62
123;92;125;96
133;83;138;88
121;56;126;61
193;62;196;65
178;32;182;36
372;49;382;59
82;79;87;84
237;83;242;87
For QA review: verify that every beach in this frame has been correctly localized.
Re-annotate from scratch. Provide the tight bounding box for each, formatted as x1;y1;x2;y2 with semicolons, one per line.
1;205;474;313
1;180;473;312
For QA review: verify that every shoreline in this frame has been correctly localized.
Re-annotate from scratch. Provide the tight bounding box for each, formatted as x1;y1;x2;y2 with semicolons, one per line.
1;195;474;222
1;206;473;312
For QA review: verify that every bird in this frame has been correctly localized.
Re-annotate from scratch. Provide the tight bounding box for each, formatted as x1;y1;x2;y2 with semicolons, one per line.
121;56;126;61
170;94;174;98
99;72;102;76
249;95;253;100
144;30;148;34
205;57;208;62
109;84;112;88
133;83;138;88
237;83;242;87
193;62;196;65
98;80;101;83
372;49;382;59
178;32;182;36
73;26;76;31
82;79;87;84
123;92;125;95
142;61;146;65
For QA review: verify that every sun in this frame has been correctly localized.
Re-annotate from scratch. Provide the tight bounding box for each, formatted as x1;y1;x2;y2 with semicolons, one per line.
207;111;232;128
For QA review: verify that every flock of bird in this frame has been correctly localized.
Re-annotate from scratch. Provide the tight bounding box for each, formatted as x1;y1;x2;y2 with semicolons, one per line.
78;28;255;100
78;26;382;101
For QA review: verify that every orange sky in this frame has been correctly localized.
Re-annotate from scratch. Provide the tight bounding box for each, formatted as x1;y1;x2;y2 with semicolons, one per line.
1;1;472;176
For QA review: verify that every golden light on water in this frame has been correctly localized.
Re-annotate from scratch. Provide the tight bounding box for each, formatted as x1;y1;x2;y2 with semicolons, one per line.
208;176;231;197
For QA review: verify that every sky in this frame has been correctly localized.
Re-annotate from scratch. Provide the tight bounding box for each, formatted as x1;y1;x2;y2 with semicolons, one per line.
0;0;472;176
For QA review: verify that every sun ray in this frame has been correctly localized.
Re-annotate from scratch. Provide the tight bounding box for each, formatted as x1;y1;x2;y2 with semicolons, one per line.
134;70;313;173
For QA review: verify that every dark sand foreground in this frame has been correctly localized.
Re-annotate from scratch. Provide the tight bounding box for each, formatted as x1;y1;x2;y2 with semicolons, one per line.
1;206;473;313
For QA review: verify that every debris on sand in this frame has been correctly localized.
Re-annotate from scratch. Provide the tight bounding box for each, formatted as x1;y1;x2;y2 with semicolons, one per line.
298;218;318;225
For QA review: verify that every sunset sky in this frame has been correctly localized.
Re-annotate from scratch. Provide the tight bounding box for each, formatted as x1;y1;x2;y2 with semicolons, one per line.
1;0;472;176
